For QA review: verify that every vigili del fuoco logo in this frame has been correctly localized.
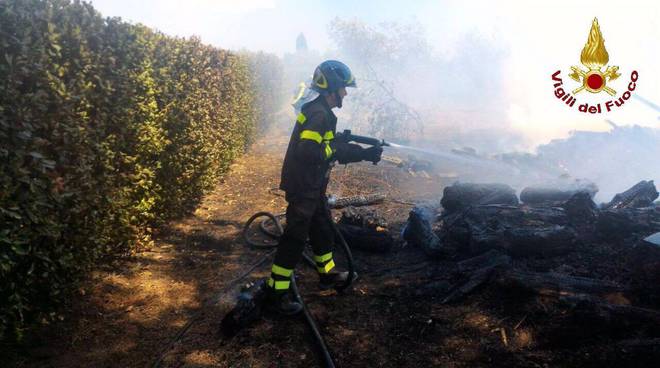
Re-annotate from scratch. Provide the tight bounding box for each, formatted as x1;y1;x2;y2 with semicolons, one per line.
551;18;638;114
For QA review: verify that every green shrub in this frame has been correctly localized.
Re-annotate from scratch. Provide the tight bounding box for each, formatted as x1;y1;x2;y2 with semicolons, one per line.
0;0;283;340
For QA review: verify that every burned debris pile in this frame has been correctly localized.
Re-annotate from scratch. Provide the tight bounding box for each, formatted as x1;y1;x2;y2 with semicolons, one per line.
440;182;519;212
442;203;578;257
403;180;660;350
402;206;443;256
337;206;394;253
405;180;659;259
519;180;598;205
603;180;659;210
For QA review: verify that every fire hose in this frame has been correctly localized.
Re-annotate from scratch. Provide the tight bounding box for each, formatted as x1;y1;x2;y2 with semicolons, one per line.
241;207;356;368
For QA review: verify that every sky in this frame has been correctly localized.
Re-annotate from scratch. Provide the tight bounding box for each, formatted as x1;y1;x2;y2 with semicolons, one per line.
89;0;660;149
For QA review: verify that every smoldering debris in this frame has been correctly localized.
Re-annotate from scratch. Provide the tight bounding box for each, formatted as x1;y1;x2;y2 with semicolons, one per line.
340;206;388;229
441;204;578;257
404;180;660;258
403;179;660;306
402;206;443;257
562;191;598;224
603;180;659;210
520;180;598;205
440;182;519;213
337;206;394;253
597;208;660;240
398;180;660;352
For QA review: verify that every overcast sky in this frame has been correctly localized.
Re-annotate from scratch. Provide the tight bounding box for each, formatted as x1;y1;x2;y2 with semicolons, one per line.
89;0;660;147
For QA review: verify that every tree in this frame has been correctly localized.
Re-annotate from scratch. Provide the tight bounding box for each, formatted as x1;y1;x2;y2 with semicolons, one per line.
327;18;429;142
296;33;308;52
327;18;510;150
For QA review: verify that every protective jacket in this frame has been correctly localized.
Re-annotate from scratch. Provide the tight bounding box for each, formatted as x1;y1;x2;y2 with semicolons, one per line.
280;97;362;199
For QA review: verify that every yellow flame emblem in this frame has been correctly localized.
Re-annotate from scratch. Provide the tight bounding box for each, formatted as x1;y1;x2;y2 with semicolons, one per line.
569;18;621;96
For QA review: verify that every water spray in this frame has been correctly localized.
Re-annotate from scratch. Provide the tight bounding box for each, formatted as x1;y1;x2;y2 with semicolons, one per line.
340;130;514;173
387;141;521;175
343;129;585;198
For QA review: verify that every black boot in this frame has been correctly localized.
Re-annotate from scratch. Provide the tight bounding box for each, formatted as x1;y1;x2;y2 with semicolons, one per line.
319;270;358;290
264;288;302;316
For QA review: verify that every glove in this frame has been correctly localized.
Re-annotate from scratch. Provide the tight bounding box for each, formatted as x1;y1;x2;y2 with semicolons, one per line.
362;145;383;164
334;131;349;144
331;141;363;164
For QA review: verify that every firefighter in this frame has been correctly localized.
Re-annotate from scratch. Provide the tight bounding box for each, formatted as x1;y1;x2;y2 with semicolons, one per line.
265;60;382;315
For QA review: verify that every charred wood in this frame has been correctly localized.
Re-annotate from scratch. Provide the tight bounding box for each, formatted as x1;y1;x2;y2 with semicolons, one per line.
505;226;578;257
329;193;386;209
339;206;388;229
604;180;659;210
457;249;512;273
403;206;444;257
492;271;659;331
439;204;577;257
337;223;393;253
562;192;598;224
597;207;660;239
541;294;660;350
520;183;598;205
440;182;519;214
441;259;511;303
628;240;660;305
558;294;660;327
495;270;624;296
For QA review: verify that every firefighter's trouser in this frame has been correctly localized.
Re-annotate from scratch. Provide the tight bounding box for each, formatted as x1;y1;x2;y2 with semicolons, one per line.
268;196;336;292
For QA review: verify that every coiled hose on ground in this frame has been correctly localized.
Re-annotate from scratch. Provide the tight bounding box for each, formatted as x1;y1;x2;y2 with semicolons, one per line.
241;209;356;368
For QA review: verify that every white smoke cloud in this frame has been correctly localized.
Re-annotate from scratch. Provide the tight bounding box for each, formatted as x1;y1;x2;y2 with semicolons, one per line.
87;0;660;199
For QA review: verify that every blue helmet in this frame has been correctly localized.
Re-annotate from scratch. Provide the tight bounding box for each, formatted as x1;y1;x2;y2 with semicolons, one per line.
311;60;357;95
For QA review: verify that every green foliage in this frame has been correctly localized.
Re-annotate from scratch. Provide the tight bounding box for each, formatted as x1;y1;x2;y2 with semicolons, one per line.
0;0;281;340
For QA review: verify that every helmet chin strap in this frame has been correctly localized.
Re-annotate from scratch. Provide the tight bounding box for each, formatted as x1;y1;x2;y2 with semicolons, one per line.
334;91;343;109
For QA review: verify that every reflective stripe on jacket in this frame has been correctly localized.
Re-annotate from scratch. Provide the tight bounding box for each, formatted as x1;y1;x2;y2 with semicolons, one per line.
280;97;337;198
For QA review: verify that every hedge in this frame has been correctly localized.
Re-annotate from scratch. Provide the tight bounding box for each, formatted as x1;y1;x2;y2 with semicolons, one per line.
0;0;282;340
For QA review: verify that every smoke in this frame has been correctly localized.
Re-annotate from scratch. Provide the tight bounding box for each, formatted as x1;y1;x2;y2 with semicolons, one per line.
312;16;659;204
320;18;516;152
532;125;660;203
87;0;660;202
